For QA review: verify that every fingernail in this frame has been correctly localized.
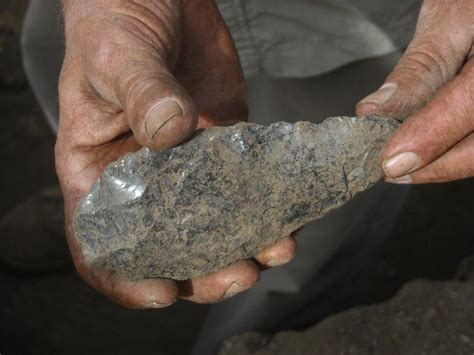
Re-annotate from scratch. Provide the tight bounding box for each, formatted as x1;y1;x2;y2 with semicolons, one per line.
145;99;183;139
147;299;176;309
222;282;247;299
385;175;413;185
358;83;397;111
383;152;421;178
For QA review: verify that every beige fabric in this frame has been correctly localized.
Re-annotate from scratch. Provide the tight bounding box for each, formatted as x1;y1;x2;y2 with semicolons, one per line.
217;0;420;78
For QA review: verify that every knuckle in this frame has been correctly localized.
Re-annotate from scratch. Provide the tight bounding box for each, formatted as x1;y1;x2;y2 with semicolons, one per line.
403;46;448;81
122;70;153;103
113;0;180;59
122;69;171;113
66;16;123;76
88;34;121;75
419;0;455;20
392;43;452;96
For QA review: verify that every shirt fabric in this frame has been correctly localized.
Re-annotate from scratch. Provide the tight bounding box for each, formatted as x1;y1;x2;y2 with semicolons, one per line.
217;0;420;78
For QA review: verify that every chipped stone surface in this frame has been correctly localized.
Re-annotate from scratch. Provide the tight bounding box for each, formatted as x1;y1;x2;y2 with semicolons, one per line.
74;116;399;280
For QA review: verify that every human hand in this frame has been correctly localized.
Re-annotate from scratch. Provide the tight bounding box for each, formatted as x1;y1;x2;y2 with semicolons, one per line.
56;0;297;308
357;0;474;184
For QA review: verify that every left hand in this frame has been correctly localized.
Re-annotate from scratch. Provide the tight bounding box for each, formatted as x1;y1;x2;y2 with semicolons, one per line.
356;0;474;184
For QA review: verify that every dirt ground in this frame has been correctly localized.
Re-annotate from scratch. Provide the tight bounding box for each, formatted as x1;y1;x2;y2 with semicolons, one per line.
1;2;474;355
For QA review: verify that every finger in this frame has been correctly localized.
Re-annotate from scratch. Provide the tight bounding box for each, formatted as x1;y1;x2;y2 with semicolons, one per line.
121;69;198;150
254;236;297;268
66;234;178;310
178;260;260;304
90;269;179;309
380;58;474;179
84;1;198;150
357;1;471;120
385;133;474;184
61;202;179;310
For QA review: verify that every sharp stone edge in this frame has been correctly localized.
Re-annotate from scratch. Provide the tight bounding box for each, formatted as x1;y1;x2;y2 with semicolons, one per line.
74;116;400;280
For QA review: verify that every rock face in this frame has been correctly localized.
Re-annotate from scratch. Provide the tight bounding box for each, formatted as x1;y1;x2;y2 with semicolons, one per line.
74;116;399;280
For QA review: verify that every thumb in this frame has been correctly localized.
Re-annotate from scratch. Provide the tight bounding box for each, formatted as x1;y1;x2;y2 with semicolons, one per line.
356;1;470;120
84;0;198;150
381;58;474;180
121;67;198;150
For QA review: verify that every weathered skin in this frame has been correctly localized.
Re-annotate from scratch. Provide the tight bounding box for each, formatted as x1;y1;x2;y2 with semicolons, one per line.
74;116;399;280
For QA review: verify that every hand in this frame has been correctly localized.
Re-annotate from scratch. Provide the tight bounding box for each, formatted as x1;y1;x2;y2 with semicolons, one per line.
56;0;297;309
357;0;474;184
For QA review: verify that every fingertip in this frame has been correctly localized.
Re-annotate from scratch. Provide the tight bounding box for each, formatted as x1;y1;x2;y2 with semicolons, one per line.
255;236;297;268
180;260;260;304
136;97;198;151
144;99;184;139
356;83;398;117
224;260;261;288
381;151;422;179
123;69;199;151
384;175;413;185
131;283;179;309
136;278;179;309
96;271;179;309
355;102;379;117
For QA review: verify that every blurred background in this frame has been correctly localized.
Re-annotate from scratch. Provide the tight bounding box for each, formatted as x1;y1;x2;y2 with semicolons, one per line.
0;1;473;354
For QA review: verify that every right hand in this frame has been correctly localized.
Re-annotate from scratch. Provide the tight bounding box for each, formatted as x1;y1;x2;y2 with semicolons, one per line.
56;0;298;309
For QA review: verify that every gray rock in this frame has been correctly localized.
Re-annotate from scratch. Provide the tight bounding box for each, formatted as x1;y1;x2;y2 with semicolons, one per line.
74;116;399;280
